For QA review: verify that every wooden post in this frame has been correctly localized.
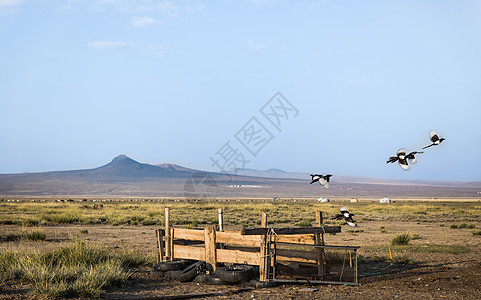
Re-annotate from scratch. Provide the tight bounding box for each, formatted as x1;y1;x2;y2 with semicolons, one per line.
218;208;224;232
259;211;268;281
165;208;171;260
316;211;323;226
315;211;326;278
156;229;165;263
204;226;217;272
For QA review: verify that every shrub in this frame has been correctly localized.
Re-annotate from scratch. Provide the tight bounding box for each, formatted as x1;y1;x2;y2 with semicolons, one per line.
472;230;481;236
80;229;88;234
391;233;411;245
450;224;458;229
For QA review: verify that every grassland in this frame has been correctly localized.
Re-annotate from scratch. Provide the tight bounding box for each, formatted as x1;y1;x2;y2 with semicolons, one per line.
1;198;480;299
1;199;480;229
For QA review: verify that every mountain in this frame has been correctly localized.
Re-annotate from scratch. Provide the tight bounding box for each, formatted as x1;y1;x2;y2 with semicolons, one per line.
0;155;479;198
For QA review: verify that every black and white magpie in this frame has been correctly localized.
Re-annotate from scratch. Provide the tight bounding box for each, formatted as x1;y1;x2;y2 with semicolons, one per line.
386;148;410;171
310;174;332;189
423;130;445;149
333;207;356;227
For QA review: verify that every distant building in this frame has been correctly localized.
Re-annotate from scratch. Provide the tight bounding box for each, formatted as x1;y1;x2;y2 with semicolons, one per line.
350;198;359;203
317;197;330;203
380;197;391;203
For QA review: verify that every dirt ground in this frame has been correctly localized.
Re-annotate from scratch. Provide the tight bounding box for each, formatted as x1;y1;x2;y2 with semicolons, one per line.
1;219;481;299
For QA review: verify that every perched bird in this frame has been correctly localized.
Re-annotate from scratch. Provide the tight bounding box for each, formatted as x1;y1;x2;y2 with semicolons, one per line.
333;207;356;227
310;174;332;189
423;130;445;149
386;148;410;171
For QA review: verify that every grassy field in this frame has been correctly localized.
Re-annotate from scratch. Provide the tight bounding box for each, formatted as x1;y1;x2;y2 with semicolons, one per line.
1;198;480;299
1;199;480;229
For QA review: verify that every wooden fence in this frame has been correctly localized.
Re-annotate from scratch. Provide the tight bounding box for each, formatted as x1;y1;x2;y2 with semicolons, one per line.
156;208;358;284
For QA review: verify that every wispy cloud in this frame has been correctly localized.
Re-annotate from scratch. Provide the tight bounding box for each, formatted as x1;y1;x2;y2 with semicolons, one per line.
87;41;134;49
131;16;160;27
247;40;267;50
0;0;23;6
87;40;166;57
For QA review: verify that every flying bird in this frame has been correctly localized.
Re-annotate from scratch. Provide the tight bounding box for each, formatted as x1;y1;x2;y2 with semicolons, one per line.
333;207;356;227
386;148;410;171
310;174;332;189
423;130;445;149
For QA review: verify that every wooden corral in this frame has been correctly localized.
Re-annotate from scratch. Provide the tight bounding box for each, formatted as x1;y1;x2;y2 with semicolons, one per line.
156;208;358;284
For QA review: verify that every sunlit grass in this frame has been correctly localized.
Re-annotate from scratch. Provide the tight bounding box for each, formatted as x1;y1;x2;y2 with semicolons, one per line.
1;200;480;228
0;240;152;298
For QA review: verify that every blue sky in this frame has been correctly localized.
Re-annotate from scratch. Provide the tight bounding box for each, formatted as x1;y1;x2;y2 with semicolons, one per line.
0;0;480;181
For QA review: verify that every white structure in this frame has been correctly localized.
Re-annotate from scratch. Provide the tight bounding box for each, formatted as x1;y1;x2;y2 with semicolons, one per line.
379;197;391;203
350;198;359;203
317;197;330;203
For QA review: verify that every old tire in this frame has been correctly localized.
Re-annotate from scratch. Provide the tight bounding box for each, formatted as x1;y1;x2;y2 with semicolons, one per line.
214;265;256;283
155;260;191;272
193;274;233;285
169;261;206;282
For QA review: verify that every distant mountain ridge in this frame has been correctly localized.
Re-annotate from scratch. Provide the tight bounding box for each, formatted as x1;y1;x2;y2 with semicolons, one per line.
0;155;479;197
232;168;481;188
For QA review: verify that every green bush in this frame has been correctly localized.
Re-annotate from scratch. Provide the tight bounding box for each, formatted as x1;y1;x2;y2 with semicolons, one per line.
472;230;481;236
391;233;411;245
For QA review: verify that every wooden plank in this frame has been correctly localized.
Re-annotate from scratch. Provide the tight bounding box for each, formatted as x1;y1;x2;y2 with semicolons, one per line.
217;248;260;265
259;211;268;281
169;227;174;261
165;208;171;259
156;229;164;262
204;226;217;271
276;248;317;262
216;231;260;247
242;226;341;235
276;234;315;245
172;245;205;261
316;211;326;277
172;228;205;241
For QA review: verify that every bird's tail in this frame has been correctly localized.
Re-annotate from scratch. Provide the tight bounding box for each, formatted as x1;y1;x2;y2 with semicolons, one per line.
422;144;433;149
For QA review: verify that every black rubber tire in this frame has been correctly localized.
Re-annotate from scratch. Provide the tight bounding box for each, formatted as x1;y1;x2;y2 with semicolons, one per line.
170;261;205;282
248;279;279;288
193;274;233;285
214;265;256;283
155;260;190;272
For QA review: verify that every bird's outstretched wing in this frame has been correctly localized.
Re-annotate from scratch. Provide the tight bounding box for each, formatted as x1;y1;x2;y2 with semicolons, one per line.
310;174;320;184
332;214;344;220
407;151;423;164
386;156;398;164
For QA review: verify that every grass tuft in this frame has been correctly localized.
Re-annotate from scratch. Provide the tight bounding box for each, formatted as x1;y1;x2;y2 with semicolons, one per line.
0;240;149;298
391;233;411;245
